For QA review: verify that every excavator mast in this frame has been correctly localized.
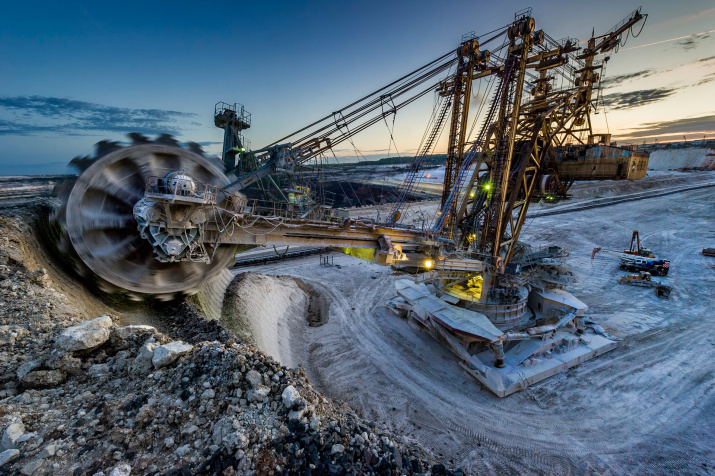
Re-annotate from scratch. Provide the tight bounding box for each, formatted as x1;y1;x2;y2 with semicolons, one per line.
437;8;646;265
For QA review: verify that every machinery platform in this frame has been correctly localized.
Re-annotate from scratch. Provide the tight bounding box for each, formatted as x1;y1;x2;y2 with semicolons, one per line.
395;279;502;342
461;332;618;397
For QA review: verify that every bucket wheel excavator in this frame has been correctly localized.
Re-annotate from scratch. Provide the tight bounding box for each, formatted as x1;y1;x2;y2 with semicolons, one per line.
53;8;647;395
52;135;238;300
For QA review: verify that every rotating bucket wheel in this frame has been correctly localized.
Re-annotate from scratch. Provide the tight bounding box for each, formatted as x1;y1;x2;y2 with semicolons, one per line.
53;134;237;300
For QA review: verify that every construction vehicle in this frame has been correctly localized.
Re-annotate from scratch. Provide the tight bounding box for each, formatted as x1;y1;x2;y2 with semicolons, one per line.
618;272;671;298
592;247;670;276
52;8;648;396
592;230;669;275
624;230;655;258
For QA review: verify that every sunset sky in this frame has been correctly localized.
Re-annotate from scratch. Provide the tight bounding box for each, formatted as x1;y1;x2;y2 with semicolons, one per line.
1;0;714;174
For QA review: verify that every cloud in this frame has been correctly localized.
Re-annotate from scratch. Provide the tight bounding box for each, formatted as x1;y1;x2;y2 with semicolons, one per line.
675;34;711;51
0;119;64;136
602;88;676;110
694;73;715;87
601;69;656;87
620;114;715;139
0;96;199;136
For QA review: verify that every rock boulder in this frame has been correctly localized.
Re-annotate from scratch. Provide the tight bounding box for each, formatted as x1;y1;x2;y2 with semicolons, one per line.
55;315;113;352
130;341;157;374
0;449;20;468
152;341;193;369
281;385;301;409
1;419;25;451
113;325;157;340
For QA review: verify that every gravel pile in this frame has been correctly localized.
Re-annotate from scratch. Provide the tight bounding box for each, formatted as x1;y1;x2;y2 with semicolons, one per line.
0;208;462;475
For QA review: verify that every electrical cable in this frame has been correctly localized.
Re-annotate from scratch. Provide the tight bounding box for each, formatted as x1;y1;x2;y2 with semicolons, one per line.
291;60;456;149
597;29;715;55
265;52;458;147
631;13;647;38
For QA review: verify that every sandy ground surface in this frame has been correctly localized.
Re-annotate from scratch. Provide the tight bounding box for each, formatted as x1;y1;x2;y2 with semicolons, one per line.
232;171;715;474
3;171;712;474
348;170;715;228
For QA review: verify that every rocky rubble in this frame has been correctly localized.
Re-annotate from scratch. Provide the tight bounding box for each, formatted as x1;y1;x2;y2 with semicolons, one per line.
156;302;236;347
0;207;462;475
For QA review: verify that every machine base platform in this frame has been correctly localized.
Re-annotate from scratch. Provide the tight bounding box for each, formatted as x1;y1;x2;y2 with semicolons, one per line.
460;332;618;397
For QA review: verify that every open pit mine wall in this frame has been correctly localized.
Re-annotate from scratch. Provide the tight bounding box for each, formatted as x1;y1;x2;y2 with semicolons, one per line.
646;147;715;171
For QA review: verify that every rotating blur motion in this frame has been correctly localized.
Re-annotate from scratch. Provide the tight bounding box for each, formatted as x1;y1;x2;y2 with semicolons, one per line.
55;136;238;299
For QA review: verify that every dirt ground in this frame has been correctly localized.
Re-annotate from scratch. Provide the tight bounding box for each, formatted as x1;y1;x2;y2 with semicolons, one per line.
349;170;715;228
3;172;712;474
232;172;715;475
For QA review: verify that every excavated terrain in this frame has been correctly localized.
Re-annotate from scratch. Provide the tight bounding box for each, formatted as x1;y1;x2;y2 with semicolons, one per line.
230;172;715;475
0;203;455;475
1;170;713;475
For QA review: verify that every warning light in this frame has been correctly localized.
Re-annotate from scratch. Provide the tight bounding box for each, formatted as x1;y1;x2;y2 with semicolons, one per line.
424;260;433;269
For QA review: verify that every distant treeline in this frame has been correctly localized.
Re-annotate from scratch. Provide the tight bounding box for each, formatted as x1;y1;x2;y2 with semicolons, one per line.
327;154;447;168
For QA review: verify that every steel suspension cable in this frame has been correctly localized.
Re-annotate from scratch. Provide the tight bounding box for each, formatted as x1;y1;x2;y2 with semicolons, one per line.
265;50;457;147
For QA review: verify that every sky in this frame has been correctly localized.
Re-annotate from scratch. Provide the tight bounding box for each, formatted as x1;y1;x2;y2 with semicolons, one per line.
0;0;714;175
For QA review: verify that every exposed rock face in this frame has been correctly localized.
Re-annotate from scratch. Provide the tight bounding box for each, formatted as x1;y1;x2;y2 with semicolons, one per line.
55;315;113;352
